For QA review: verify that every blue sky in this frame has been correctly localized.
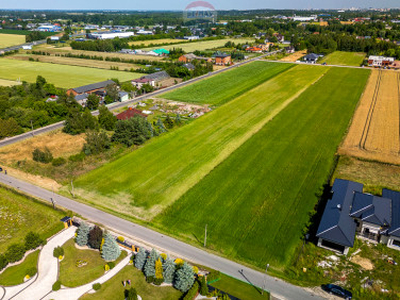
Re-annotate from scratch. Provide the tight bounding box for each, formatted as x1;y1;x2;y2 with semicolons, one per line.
1;0;399;10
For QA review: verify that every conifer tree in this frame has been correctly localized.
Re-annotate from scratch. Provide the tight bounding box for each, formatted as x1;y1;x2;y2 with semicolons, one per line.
101;233;121;261
174;262;195;293
163;256;176;284
200;275;208;295
76;222;90;246
144;248;158;278
154;258;164;284
134;247;147;270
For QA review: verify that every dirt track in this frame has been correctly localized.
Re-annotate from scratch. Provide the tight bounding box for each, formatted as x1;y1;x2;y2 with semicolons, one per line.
340;69;400;164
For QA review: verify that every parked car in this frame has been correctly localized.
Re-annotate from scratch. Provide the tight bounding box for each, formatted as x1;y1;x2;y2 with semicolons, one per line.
322;284;352;299
322;62;327;65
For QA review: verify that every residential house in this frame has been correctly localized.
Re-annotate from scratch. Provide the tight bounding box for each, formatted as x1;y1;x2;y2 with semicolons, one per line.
183;63;195;70
246;47;263;53
368;55;395;67
303;53;320;64
316;179;400;255
118;91;129;102
178;53;211;63
142;71;170;83
214;54;232;65
74;93;89;106
131;78;155;89
285;46;295;53
116;107;147;120
67;80;115;96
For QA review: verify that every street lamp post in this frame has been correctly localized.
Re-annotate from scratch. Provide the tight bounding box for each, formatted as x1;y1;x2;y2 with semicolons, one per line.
262;264;269;295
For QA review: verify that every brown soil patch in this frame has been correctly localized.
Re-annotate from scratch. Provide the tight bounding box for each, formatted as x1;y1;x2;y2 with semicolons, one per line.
339;69;400;164
281;50;307;62
351;255;374;270
0;129;85;165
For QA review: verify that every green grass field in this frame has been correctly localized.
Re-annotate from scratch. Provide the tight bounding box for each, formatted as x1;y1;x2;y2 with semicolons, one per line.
154;67;370;269
319;51;366;66
80;265;182;300
0;33;25;48
73;64;328;221
0;29;56;36
161;62;293;106
0;78;21;86
0;186;64;253
143;38;254;52
0;250;39;286
0;59;143;88
59;239;127;287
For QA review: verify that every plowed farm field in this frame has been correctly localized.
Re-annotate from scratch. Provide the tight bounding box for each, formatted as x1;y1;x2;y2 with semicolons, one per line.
339;70;400;164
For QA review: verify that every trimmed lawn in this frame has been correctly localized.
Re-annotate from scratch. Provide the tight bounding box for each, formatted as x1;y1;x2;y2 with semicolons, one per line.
319;51;365;66
59;239;127;287
0;186;65;253
80;265;182;300
73;65;328;221
154;67;370;269
0;33;25;48
210;273;269;300
0;250;39;286
143;38;254;52
161;61;293;106
0;59;143;88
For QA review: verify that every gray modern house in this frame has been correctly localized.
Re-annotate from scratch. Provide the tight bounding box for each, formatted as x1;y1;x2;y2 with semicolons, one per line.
316;179;400;255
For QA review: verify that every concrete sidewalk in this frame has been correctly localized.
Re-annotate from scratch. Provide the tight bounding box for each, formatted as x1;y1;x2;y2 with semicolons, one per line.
43;250;130;300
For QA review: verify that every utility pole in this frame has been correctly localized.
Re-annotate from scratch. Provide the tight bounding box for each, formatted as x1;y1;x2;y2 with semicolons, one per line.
71;179;74;197
204;224;207;247
30;119;34;133
262;264;269;295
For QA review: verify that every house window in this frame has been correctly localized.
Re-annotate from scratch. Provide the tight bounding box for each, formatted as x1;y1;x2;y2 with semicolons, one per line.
392;239;400;248
321;239;346;253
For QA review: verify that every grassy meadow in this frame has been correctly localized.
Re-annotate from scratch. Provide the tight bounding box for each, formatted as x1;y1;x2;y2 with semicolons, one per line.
73;64;327;220
0;78;21;86
0;186;65;253
143;37;254;52
0;59;142;88
161;61;293;106
154;67;370;269
319;51;365;66
0;33;25;48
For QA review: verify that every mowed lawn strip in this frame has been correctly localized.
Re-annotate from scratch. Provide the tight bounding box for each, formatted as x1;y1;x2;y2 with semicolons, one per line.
154;67;370;269
0;250;39;286
0;186;65;253
74;65;328;220
0;59;143;88
161;62;293;106
319;51;365;66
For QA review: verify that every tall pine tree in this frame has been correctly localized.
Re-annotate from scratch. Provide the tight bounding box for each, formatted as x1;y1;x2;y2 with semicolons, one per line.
101;233;121;261
134;247;147;270
144;248;158;278
163;257;176;284
174;262;195;293
76;222;90;246
154;258;164;285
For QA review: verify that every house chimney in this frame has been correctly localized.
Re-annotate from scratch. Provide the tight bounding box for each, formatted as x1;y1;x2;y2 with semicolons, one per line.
337;204;342;210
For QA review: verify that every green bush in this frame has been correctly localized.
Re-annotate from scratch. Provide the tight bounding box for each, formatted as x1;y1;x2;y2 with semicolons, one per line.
25;232;45;250
146;276;154;283
52;280;61;291
26;266;38;277
92;283;102;291
0;254;8;271
154;277;163;285
5;243;25;263
53;246;64;258
52;157;67;166
125;287;138;300
183;280;200;300
68;152;86;162
32;147;53;163
107;261;115;269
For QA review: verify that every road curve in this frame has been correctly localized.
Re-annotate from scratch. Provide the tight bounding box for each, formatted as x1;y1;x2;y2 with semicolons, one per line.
0;173;323;300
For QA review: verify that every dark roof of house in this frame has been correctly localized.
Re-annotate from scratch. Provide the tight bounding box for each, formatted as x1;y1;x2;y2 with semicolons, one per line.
116;108;147;120
350;192;391;226
75;93;88;101
304;53;319;60
215;54;231;58
132;78;153;83
143;71;170;82
72;80;115;94
383;189;400;238
183;63;195;70
316;179;363;247
119;91;128;98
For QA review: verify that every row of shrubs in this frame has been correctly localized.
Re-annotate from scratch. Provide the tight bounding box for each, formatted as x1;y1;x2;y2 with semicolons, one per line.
31;147;87;166
0;232;46;272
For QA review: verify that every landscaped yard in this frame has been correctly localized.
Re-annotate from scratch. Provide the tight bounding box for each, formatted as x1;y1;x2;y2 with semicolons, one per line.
59;239;127;287
319;51;366;66
0;33;25;48
160;61;293;106
210;273;269;300
0;250;39;286
0;59;143;88
80;265;182;300
73;64;328;221
154;67;370;269
0;186;65;253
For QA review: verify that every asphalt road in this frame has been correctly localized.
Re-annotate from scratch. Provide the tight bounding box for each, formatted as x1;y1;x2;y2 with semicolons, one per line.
0;173;323;300
0;50;279;148
0;39;47;53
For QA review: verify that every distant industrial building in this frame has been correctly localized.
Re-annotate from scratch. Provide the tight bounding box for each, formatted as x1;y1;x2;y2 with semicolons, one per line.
36;24;62;32
87;31;135;40
368;55;395;67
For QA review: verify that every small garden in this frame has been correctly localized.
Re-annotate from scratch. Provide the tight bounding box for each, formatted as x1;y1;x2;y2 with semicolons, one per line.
0;250;39;286
57;223;127;288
